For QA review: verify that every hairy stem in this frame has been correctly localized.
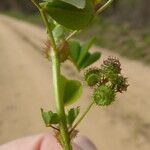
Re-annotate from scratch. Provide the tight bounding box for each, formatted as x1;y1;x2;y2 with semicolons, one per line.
96;0;114;15
31;0;72;149
70;101;94;133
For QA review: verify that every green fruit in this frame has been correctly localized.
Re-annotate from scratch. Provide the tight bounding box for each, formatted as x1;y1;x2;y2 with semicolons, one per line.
84;68;101;86
44;0;95;30
93;85;115;106
86;73;100;86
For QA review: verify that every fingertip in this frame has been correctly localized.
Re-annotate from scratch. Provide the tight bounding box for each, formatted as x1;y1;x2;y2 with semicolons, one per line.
40;134;62;150
74;135;97;150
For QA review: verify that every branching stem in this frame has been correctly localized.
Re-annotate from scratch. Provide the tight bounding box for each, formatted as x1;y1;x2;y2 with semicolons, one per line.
47;125;60;132
70;101;95;133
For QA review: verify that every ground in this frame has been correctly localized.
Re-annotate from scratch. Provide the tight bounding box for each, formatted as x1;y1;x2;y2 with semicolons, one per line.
0;15;150;150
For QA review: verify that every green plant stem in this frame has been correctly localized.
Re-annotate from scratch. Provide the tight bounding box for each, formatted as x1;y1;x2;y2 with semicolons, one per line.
70;101;94;133
96;0;114;15
51;51;72;150
31;0;56;50
31;0;72;150
66;30;78;41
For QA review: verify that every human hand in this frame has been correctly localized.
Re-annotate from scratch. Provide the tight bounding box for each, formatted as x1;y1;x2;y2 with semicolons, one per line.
0;133;97;150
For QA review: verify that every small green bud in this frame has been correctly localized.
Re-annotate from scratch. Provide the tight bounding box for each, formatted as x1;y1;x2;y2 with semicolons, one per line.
93;85;115;106
84;68;101;86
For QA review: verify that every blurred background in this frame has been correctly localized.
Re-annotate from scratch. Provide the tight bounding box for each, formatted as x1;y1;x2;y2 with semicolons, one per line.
0;0;150;150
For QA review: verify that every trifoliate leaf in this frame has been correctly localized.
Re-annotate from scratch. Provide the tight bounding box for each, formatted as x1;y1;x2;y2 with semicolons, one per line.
77;37;96;65
69;41;81;64
44;0;94;30
80;52;101;69
93;85;115;106
41;109;60;126
67;107;80;126
68;39;100;71
61;75;82;106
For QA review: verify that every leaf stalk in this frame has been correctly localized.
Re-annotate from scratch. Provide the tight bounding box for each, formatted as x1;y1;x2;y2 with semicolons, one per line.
70;101;94;133
96;0;114;15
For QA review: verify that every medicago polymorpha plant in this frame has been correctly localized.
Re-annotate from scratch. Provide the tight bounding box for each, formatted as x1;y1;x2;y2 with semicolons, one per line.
31;0;128;149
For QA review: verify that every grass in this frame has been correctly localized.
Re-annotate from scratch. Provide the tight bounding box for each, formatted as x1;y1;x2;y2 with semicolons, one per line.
2;11;150;65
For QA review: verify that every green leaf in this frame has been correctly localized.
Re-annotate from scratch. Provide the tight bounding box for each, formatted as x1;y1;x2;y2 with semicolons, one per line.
80;52;101;69
52;24;64;43
41;109;60;126
43;0;86;8
77;37;96;65
68;39;100;71
60;0;86;9
69;41;81;64
61;75;82;106
44;0;94;30
67;107;80;126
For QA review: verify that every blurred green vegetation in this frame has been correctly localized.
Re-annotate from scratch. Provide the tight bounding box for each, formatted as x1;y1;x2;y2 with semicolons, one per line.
2;11;42;25
78;18;150;64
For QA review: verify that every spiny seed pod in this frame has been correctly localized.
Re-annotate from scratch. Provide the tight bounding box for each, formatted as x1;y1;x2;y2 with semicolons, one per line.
96;75;108;85
93;85;115;106
59;41;69;62
102;66;118;83
115;75;129;93
102;56;121;74
84;68;101;86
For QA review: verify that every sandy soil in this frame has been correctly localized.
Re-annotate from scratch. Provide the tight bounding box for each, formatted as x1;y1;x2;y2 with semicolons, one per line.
0;15;150;150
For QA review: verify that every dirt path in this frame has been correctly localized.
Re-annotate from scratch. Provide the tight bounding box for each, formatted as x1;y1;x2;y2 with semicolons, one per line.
0;15;150;150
